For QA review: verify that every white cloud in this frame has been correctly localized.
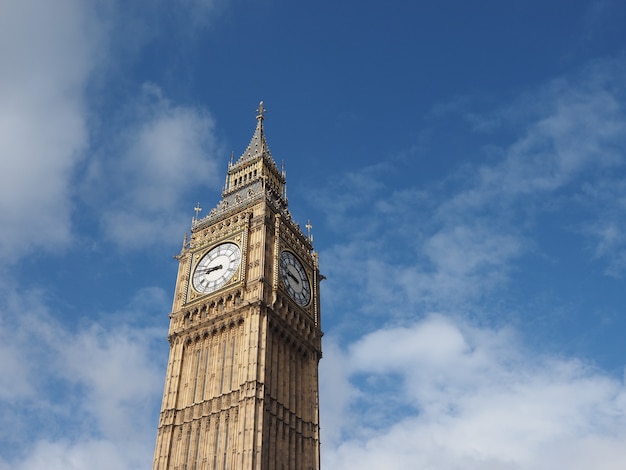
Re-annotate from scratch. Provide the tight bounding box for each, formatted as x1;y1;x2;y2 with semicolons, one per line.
0;0;229;260
321;314;626;469
60;324;164;440
91;83;222;248
473;81;625;199
0;439;131;470
317;58;626;325
317;60;626;468
0;283;166;469
579;178;626;276
0;0;101;260
406;223;523;302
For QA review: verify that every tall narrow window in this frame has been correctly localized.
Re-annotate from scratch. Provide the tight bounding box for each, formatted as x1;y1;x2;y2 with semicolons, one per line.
213;421;220;470
185;427;193;470
192;349;201;403
229;337;237;390
193;425;201;470
201;346;211;400
223;419;230;470
219;339;227;394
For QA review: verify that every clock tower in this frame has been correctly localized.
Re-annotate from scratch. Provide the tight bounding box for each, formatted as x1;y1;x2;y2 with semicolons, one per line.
152;103;323;470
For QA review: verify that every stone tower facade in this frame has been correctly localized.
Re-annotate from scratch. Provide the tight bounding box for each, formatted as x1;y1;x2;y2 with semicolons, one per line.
152;103;323;470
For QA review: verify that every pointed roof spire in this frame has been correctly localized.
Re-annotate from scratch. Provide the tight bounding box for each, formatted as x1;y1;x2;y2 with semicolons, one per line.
237;101;272;163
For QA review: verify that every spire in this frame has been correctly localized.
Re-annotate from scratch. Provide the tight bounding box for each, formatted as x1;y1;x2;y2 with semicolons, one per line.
257;100;266;121
220;101;285;206
237;101;272;163
197;101;290;231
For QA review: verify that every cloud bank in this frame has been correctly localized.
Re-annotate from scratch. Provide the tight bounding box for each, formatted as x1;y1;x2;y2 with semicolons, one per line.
321;315;626;469
317;57;626;468
0;283;166;470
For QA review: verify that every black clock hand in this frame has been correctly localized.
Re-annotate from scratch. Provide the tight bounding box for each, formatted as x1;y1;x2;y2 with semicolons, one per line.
287;271;299;284
205;264;223;274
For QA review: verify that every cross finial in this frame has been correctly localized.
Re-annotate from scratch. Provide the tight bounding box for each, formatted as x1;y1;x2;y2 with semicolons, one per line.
194;202;202;219
305;220;313;242
257;101;266;121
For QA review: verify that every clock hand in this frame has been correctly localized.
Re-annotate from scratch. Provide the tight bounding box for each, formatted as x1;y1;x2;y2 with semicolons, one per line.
205;264;223;274
287;272;299;284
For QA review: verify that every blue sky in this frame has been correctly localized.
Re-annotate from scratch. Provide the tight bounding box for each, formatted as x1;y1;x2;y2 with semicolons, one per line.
1;1;626;468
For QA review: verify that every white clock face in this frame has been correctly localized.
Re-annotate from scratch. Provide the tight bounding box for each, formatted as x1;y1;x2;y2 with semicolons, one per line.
192;242;241;294
279;251;311;306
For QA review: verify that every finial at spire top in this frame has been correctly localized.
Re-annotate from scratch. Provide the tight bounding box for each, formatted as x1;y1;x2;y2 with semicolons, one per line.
257;101;266;121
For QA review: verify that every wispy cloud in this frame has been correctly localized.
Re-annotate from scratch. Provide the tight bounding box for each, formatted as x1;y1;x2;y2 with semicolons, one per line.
316;57;626;468
0;0;230;260
89;83;222;249
316;57;626;326
321;314;626;469
0;283;166;470
579;177;626;277
0;0;100;260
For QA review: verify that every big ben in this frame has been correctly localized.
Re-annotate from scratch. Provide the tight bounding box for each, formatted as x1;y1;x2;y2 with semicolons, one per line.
152;103;323;470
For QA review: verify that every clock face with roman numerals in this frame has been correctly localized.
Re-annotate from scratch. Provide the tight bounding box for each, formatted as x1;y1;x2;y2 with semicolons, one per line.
192;242;241;294
279;250;311;306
